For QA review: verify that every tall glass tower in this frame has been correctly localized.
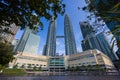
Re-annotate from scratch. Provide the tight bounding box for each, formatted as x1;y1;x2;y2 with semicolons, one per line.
15;27;40;54
96;33;117;60
80;21;94;38
64;14;77;55
43;16;56;56
80;21;117;61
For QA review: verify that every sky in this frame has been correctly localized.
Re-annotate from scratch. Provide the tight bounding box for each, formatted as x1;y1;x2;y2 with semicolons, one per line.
15;0;89;55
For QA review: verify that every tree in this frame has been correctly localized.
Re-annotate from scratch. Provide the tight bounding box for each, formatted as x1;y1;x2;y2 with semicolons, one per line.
38;66;42;71
81;65;86;71
20;64;25;69
0;64;2;70
0;0;65;32
13;64;18;69
110;25;120;49
27;64;32;69
33;66;37;70
76;66;80;71
0;41;14;67
87;65;92;72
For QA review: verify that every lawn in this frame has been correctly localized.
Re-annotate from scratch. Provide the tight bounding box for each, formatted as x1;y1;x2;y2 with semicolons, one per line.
2;68;26;76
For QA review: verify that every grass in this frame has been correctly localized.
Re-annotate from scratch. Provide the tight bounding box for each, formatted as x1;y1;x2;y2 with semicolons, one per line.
2;68;26;76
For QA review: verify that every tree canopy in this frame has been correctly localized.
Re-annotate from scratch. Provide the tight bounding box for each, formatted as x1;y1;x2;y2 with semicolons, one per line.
0;0;65;30
0;41;14;67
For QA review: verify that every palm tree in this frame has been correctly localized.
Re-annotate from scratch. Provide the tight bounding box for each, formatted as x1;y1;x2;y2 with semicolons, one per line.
110;26;120;50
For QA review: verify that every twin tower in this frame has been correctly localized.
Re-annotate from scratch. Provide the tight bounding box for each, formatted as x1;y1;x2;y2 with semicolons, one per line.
43;14;77;56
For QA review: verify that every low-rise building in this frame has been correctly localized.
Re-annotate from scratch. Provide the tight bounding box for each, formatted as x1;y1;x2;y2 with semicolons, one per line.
9;52;49;70
10;49;115;71
65;49;115;70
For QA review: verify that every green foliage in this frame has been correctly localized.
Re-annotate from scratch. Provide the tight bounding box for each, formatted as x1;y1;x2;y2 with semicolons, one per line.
13;64;18;69
38;66;42;71
20;64;25;68
27;64;32;69
33;66;37;70
0;64;2;70
76;66;80;71
0;0;65;31
81;65;86;71
110;25;120;49
0;41;14;67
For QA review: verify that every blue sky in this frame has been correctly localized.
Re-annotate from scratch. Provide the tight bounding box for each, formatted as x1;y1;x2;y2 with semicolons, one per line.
15;0;92;55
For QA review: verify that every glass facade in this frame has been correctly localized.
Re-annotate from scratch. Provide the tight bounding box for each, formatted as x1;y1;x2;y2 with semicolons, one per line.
64;14;77;55
15;27;40;54
43;16;56;56
80;21;117;61
49;58;64;66
49;57;65;71
80;21;94;39
96;33;116;60
23;33;40;54
81;34;102;51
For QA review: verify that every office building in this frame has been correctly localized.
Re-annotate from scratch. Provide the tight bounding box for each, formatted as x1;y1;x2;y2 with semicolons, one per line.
80;21;117;61
0;23;18;43
81;33;102;51
12;39;19;52
15;27;40;54
86;0;120;50
96;32;117;60
44;16;56;56
64;14;77;55
80;21;95;39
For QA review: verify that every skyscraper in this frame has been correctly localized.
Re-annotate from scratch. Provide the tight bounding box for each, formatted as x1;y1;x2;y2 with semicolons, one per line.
43;16;56;56
80;21;100;51
80;21;117;61
81;33;101;51
64;14;77;55
96;32;117;60
80;21;94;39
15;27;40;54
85;0;120;54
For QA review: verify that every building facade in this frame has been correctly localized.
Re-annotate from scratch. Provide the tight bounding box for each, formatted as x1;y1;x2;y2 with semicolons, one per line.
12;39;19;52
0;23;18;43
43;16;56;56
65;49;115;70
9;52;49;70
86;0;120;52
15;27;40;54
80;21;94;39
96;32;117;60
80;21;117;61
64;14;77;55
10;49;115;71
